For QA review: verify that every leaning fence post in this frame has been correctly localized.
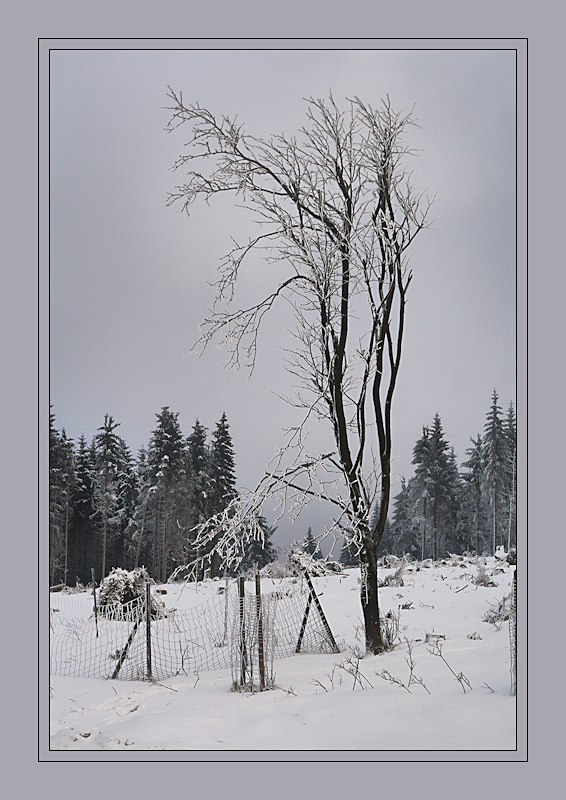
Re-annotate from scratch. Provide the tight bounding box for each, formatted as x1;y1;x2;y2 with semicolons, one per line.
146;581;152;681
255;572;265;690
296;592;313;653
91;568;99;638
303;570;340;654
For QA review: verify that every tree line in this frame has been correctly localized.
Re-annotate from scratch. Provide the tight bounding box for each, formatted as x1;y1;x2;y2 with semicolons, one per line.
341;390;517;564
49;407;276;587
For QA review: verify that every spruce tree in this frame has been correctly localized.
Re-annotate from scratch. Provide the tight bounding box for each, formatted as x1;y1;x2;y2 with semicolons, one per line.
460;434;488;554
130;446;154;571
112;442;138;572
209;413;238;576
303;526;322;558
210;413;237;512
410;416;461;559
426;415;458;559
59;429;76;585
389;479;420;558
187;419;211;577
147;408;187;582
504;402;517;552
376;518;395;556
70;434;97;584
483;391;509;555
410;426;433;560
92;414;126;580
49;410;71;585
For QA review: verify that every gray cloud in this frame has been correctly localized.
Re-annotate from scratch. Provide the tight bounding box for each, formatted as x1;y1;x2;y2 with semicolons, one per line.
50;48;516;551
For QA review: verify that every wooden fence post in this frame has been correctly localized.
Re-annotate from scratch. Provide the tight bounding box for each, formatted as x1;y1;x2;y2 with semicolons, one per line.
295;592;313;653
303;570;340;654
91;568;99;638
238;576;247;687
255;573;265;690
111;611;142;680
146;581;152;681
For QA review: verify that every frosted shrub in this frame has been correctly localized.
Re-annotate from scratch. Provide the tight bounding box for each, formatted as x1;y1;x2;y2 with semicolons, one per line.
260;561;293;579
472;565;498;587
380;609;401;651
98;567;150;606
379;564;405;588
482;594;512;627
287;551;342;577
97;568;166;620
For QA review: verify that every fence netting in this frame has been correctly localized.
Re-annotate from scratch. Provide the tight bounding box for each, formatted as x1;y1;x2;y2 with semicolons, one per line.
50;577;339;683
509;568;517;696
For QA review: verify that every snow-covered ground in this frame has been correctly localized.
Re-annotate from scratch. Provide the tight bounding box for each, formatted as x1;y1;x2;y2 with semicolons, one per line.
49;556;516;752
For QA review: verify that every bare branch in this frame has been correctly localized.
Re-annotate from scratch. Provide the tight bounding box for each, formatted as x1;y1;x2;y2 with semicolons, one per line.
167;91;432;653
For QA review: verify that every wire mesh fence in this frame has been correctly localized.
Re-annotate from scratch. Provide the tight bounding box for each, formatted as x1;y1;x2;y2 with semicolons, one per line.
509;568;517;696
50;574;340;684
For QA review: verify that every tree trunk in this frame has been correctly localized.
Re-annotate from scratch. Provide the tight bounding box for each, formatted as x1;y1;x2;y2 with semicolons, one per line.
101;471;108;579
162;479;169;584
361;554;383;654
438;496;442;560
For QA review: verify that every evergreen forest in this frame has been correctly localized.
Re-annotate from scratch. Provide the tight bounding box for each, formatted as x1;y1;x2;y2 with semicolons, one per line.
340;390;517;565
49;391;516;586
48;408;276;587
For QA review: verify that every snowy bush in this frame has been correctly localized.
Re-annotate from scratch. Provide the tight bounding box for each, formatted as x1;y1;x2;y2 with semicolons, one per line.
287;551;343;577
259;560;294;578
97;568;165;619
98;568;149;606
380;609;401;651
482;594;512;627
379;564;405;588
472;565;498;587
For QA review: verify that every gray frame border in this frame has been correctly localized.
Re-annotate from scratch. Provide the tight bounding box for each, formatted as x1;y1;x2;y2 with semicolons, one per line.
38;37;527;765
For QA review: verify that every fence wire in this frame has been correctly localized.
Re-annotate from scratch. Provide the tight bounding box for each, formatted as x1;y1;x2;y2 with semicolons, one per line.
509;569;517;696
50;577;339;683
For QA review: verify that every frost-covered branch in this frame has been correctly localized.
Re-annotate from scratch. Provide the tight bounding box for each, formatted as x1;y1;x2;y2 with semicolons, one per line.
166;90;432;652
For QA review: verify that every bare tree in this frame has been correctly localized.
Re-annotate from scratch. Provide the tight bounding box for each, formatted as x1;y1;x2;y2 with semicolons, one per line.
166;91;432;653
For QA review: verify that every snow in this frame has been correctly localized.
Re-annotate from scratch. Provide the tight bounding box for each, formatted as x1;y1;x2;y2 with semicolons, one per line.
49;557;516;751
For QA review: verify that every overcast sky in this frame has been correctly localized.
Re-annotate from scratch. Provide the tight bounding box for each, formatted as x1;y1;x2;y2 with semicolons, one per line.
49;47;517;554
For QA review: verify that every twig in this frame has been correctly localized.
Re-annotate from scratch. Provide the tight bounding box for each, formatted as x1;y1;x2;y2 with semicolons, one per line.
427;641;472;693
